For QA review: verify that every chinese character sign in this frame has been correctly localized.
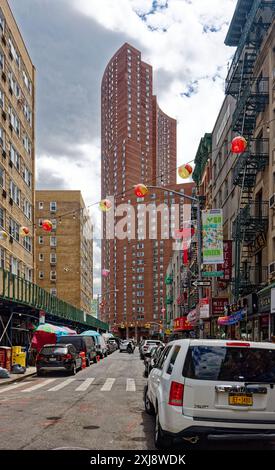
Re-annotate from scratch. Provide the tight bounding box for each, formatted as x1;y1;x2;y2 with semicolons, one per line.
217;240;232;281
202;209;224;264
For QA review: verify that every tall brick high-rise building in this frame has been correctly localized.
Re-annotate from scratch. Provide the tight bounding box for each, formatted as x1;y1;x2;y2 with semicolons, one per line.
101;43;194;339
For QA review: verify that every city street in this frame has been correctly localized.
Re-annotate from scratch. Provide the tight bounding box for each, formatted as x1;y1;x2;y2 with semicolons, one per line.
0;349;274;451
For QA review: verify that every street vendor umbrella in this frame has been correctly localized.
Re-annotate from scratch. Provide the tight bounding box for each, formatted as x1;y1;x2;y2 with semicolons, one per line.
81;330;100;336
35;323;77;336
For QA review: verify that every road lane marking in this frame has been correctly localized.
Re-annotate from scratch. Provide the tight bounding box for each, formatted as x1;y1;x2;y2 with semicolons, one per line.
0;381;32;394
75;378;95;391
21;378;56;392
100;378;115;391
126;378;136;392
47;378;76;391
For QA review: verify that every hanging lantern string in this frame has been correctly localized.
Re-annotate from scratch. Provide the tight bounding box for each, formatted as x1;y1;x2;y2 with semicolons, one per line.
3;124;271;237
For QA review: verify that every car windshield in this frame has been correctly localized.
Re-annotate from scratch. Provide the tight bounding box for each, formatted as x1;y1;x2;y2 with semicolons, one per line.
183;346;275;383
41;346;67;355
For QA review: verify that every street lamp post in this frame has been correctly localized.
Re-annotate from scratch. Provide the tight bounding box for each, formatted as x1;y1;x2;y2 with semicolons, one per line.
143;185;204;339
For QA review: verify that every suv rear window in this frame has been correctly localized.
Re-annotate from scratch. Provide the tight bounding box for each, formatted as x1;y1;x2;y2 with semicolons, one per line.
41;346;67;355
183;346;275;383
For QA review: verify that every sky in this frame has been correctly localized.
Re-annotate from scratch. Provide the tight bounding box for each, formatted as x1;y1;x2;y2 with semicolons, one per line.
8;0;237;294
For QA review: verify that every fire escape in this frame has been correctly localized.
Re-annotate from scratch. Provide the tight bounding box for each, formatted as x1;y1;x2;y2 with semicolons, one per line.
225;0;274;299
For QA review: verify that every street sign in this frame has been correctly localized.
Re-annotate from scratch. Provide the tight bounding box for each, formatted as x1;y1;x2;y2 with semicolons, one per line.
192;280;211;287
202;271;224;278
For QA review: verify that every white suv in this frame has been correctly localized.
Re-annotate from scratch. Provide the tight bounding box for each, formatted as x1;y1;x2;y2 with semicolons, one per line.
144;339;275;449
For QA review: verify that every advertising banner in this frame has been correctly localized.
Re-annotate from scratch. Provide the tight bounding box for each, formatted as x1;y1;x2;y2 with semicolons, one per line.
199;298;210;319
202;209;224;264
187;309;198;325
212;298;228;316
217;240;232;281
217;309;245;326
173;317;193;331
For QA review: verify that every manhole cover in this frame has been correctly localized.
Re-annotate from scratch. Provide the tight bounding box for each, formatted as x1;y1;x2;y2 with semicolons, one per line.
82;425;100;430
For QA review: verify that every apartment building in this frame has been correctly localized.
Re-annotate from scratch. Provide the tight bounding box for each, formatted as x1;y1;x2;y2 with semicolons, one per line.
101;43;194;339
35;191;93;315
0;0;35;280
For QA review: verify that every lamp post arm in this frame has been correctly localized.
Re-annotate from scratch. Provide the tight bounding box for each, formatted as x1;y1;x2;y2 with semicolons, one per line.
146;185;199;203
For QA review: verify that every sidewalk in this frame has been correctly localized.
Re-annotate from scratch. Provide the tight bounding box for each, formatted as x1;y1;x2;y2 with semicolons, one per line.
0;367;37;386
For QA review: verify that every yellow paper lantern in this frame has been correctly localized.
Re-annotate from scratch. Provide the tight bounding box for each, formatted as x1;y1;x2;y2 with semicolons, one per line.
178;163;193;179
20;226;30;237
99;199;112;212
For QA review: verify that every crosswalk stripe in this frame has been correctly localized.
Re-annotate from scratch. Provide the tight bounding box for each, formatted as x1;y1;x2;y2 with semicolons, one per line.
21;378;56;392
0;381;32;394
47;378;76;391
100;378;115;391
126;378;136;392
75;378;95;391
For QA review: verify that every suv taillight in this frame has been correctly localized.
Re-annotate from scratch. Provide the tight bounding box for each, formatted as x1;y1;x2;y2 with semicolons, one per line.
63;353;72;359
226;342;250;347
168;381;184;406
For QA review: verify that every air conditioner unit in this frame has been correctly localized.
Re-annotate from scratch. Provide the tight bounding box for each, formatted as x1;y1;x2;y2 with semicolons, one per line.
268;262;275;277
269;194;275;209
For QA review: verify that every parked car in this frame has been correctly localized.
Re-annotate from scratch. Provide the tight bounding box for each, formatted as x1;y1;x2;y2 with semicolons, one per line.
107;339;117;354
119;339;134;353
144;344;165;378
57;335;97;366
144;339;275;449
36;343;82;376
140;340;164;359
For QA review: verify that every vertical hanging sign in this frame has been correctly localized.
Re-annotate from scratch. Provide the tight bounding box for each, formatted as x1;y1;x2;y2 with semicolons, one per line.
202;209;224;265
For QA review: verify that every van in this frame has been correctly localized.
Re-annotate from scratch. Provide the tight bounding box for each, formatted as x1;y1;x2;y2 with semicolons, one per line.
80;331;108;359
57;335;97;366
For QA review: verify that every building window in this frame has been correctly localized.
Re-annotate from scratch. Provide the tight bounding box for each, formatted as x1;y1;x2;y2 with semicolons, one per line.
9;218;19;242
50;201;57;212
39;271;44;280
39;202;43;210
50;253;57;264
0;166;4;188
39;236;43;244
0;206;4;228
50;271;57;281
9;180;20;205
39;253;44;262
10;144;20;171
10;257;19;276
0;247;5;268
50;236;57;247
50;288;57;296
23;236;32;253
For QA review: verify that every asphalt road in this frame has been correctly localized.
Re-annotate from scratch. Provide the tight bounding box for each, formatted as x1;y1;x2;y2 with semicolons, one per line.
0;349;274;451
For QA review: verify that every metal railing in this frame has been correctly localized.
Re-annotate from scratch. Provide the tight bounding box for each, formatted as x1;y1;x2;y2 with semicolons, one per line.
239;265;268;294
0;268;108;331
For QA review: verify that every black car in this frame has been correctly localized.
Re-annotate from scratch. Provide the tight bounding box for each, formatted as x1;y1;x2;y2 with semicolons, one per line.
57;335;97;366
144;345;165;377
36;343;82;376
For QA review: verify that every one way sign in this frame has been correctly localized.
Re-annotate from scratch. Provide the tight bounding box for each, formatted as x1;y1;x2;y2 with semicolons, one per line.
192;280;211;288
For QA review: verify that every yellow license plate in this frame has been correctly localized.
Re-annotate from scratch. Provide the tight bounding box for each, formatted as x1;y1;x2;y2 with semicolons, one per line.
228;394;253;406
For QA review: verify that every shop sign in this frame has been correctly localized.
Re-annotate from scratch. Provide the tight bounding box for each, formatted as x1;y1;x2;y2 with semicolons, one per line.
258;291;271;314
212;298;228;316
173;316;193;331
271;289;275;314
202;209;224;264
39;310;45;324
248;233;266;256
217;240;232;281
200;298;210;319
187;309;198;325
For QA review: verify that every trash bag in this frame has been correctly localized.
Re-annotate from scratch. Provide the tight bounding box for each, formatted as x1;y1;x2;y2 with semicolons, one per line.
11;364;26;374
0;367;10;378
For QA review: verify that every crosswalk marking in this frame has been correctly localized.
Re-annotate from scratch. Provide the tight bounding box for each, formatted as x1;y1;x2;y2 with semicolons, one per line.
0;381;32;394
101;378;115;391
47;378;76;392
126;378;136;392
22;378;56;392
75;378;95;391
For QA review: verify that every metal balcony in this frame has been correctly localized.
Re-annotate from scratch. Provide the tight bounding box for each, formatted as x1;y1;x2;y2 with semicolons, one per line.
233;138;269;187
233;201;268;242
237;265;268;295
232;78;269;135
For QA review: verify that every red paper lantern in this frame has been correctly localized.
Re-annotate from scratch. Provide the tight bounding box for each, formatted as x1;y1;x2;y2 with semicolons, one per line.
102;269;110;277
20;226;30;237
178;163;193;179
231;136;247;154
134;184;148;197
42;220;53;232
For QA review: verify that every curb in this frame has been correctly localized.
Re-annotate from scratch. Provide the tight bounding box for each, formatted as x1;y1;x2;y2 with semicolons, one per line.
0;370;37;387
